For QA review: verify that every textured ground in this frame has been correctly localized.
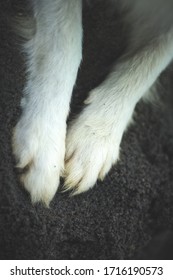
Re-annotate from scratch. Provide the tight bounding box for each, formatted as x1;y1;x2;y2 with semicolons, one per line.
0;0;173;259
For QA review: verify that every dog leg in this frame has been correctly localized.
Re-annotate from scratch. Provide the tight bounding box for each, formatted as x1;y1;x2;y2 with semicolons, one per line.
64;24;173;194
13;0;82;205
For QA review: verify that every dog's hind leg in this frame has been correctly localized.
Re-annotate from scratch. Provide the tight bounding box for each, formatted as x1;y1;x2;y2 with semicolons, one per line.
13;0;82;205
64;1;173;194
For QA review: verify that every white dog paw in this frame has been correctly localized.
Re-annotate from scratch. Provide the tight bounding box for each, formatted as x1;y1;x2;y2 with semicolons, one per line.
64;109;121;194
13;114;66;206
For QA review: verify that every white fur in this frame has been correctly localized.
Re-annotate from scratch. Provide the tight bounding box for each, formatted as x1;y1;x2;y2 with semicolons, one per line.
13;0;82;205
13;0;173;205
65;31;173;193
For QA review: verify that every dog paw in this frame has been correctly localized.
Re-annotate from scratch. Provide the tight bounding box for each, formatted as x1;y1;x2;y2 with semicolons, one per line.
64;108;121;194
13;114;66;206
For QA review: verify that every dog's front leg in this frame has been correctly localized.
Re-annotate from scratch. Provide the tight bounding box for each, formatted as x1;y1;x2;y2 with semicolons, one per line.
64;28;173;194
13;0;82;205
